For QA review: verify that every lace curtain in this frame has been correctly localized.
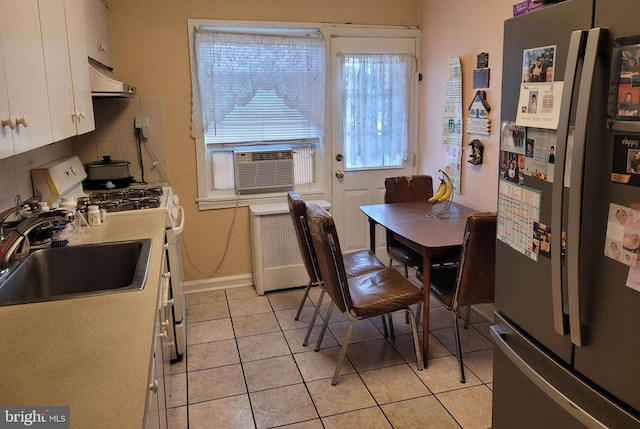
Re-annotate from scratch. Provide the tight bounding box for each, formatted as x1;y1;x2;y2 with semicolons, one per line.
339;53;413;169
191;29;326;139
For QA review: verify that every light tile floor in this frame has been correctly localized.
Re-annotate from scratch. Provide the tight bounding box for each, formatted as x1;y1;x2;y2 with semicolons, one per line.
167;273;494;429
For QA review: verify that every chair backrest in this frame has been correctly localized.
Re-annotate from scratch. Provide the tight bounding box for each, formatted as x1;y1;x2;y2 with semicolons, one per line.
384;175;435;250
306;203;351;313
287;191;320;283
384;175;434;203
455;211;497;308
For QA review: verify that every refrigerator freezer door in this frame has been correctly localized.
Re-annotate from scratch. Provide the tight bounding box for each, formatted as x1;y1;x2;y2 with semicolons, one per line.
492;313;640;429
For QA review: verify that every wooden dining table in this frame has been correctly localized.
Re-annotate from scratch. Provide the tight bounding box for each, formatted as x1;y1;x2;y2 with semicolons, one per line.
360;200;478;367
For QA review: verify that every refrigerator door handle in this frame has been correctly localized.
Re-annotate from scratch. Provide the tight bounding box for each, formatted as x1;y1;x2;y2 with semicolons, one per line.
567;28;606;347
491;321;612;429
490;320;640;429
551;29;587;336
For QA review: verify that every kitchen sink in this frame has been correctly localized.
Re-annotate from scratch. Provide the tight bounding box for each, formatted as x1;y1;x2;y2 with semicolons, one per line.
0;239;152;306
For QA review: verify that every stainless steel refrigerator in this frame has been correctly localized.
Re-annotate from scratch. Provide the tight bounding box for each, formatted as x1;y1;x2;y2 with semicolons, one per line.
493;0;640;427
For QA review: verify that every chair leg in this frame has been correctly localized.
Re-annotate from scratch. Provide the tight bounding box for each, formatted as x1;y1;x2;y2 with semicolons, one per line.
315;302;335;352
332;319;355;385
453;309;466;383
294;280;313;321
464;305;472;329
407;308;423;371
407;300;423;325
381;314;388;337
381;315;395;338
303;288;325;346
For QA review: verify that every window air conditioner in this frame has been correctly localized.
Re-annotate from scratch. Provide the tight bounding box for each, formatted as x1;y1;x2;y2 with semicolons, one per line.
233;146;294;194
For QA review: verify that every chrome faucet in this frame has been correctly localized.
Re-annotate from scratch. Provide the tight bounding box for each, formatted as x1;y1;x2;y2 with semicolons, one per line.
0;195;41;243
0;206;19;243
0;210;75;273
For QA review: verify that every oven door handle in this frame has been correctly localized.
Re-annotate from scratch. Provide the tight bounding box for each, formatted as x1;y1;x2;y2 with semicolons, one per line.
172;205;185;235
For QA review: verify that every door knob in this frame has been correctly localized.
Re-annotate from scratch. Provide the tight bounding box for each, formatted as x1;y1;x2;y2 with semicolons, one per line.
335;170;344;179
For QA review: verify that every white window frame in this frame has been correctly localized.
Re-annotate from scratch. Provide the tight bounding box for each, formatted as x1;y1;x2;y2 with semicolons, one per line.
188;20;420;210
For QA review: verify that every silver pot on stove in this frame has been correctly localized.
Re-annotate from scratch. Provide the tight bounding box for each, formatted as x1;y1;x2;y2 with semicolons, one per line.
83;156;134;190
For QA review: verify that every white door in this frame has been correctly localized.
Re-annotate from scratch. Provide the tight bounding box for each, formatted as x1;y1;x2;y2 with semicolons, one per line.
330;36;419;256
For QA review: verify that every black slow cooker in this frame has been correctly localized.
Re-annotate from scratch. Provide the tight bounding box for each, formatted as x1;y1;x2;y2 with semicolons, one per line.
83;156;134;190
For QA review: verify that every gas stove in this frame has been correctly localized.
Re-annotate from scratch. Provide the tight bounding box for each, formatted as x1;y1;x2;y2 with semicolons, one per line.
86;186;166;213
32;156;179;227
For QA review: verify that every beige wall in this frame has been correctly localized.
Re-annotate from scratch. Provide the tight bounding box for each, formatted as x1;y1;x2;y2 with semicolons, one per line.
72;97;168;183
106;0;421;283
420;0;514;212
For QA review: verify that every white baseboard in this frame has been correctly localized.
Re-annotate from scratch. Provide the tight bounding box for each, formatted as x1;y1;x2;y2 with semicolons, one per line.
184;273;254;294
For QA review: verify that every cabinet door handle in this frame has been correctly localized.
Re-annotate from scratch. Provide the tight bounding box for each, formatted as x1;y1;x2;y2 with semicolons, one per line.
1;116;16;129
15;115;28;128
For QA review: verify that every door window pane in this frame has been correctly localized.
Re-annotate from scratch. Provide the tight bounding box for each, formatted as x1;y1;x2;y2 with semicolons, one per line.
340;54;413;170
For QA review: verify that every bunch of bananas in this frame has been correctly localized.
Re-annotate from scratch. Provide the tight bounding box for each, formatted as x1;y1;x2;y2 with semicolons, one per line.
428;173;453;204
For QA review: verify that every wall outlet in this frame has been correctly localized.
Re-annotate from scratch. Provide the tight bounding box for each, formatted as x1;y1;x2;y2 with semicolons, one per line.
134;117;150;138
134;116;149;129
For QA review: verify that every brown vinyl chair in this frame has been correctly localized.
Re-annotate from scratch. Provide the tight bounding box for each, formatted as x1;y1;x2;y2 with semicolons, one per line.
385;175;460;325
306;202;424;385
384;175;433;277
287;192;388;346
428;211;496;383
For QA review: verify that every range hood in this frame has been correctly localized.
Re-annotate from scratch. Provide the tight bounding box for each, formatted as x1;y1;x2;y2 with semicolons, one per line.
89;58;136;97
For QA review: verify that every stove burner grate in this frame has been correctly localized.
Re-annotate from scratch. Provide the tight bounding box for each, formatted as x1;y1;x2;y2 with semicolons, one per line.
87;187;164;212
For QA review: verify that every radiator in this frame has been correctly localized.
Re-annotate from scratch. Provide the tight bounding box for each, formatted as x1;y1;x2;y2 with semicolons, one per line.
249;200;330;295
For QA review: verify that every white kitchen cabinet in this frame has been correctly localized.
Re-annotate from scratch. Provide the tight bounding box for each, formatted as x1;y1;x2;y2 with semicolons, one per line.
38;0;95;142
83;0;113;68
0;44;13;159
145;350;161;429
145;323;168;429
0;0;53;157
144;249;170;429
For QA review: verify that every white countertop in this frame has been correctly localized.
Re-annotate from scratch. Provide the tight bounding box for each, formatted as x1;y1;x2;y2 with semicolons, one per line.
0;211;167;428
